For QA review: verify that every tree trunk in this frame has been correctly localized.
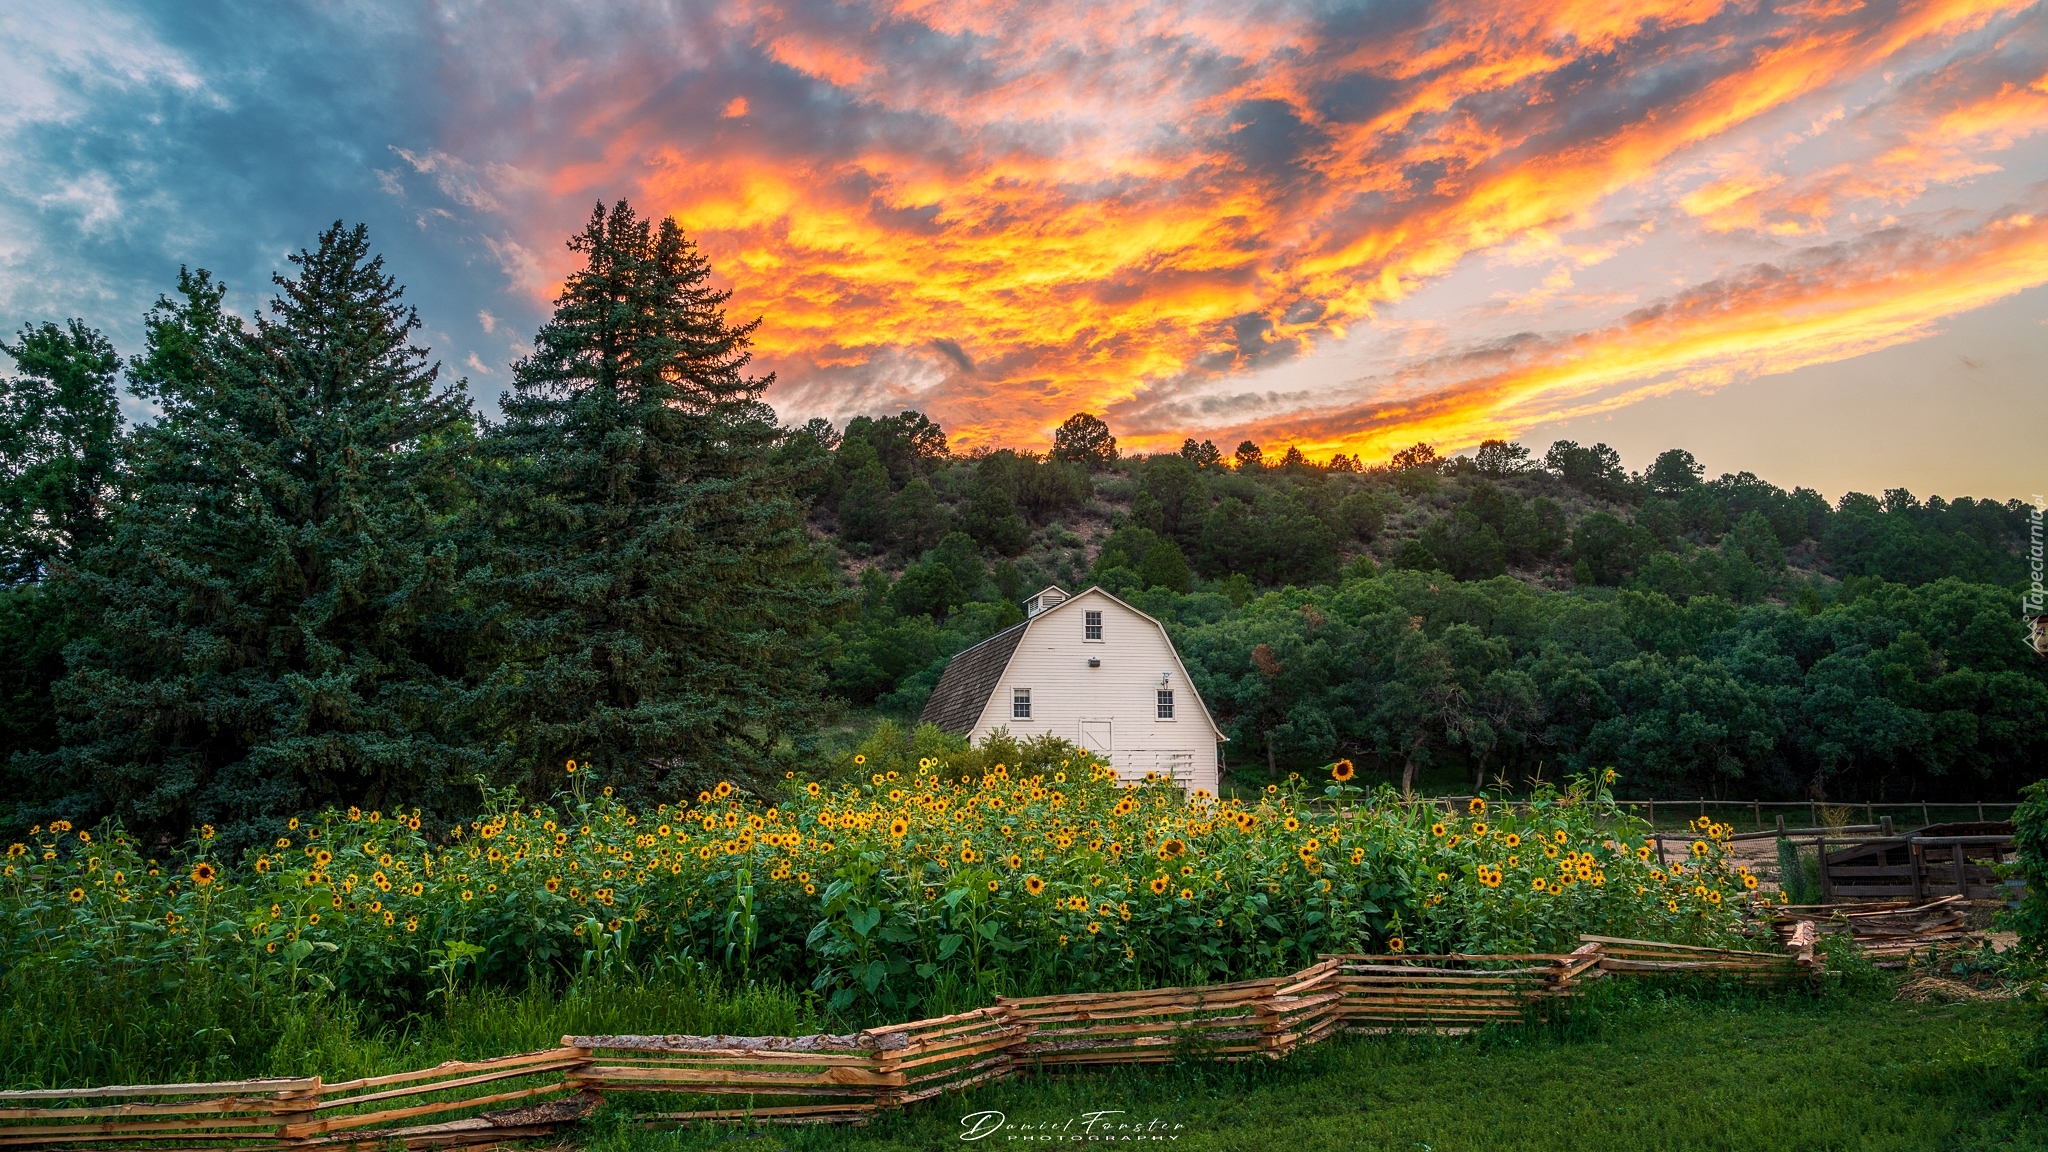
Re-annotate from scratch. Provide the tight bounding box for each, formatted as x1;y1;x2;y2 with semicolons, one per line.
1401;758;1418;797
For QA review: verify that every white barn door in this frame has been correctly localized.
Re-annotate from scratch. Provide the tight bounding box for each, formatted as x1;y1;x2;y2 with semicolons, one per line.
1078;718;1113;763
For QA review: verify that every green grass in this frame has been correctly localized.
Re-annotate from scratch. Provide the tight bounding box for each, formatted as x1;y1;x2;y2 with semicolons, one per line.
581;982;2047;1152
0;961;819;1088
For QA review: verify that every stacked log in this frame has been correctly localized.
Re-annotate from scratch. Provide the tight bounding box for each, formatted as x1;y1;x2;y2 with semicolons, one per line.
1579;934;1815;978
1772;894;1982;967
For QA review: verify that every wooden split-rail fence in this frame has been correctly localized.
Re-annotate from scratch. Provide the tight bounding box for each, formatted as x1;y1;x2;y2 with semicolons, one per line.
0;930;1822;1147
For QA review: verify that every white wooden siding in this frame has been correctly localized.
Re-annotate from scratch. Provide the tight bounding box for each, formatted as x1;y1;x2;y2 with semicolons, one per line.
968;589;1222;793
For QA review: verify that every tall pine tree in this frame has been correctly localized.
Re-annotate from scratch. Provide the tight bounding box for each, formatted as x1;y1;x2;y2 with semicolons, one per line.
0;319;123;583
54;227;486;839
0;320;123;801
476;201;835;798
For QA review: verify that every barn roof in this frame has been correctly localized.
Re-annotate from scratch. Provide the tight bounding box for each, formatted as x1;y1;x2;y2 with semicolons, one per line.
918;620;1028;735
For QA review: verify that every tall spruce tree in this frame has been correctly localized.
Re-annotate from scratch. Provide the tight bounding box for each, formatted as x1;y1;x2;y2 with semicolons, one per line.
0;320;123;583
477;200;835;798
0;321;123;802
53;227;485;839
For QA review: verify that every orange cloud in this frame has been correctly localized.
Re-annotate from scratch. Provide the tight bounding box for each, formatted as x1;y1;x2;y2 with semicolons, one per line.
1236;202;2048;460
458;0;2045;458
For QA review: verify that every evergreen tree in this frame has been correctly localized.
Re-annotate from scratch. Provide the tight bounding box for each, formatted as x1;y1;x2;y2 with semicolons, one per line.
0;320;123;582
838;460;893;545
0;320;123;793
1137;539;1191;593
54;229;483;839
1337;491;1383;541
963;480;1028;555
1049;412;1116;468
886;477;950;555
1135;454;1203;547
476;201;836;798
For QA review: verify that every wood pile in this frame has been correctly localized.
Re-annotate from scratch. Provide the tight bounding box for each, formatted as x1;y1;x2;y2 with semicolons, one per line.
1580;930;1818;978
0;934;1824;1146
1772;894;1983;967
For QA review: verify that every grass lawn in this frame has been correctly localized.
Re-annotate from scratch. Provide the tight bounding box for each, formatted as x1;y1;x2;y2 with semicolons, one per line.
581;983;2045;1152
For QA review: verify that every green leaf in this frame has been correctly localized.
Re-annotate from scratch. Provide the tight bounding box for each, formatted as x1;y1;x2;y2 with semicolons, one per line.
848;906;883;938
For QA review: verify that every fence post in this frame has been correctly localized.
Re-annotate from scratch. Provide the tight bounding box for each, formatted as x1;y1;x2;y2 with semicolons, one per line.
1923;802;1931;827
1977;802;1985;822
1817;836;1830;899
1881;815;1892;836
1810;800;1817;827
1775;814;1785;835
1864;801;1873;824
274;1077;321;1144
1753;799;1761;829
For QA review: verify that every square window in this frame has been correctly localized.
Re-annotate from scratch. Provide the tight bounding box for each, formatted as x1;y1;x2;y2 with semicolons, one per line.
1012;688;1032;719
1084;610;1102;640
1156;689;1174;718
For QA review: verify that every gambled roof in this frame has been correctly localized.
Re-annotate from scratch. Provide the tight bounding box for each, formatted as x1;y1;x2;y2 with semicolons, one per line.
918;621;1028;736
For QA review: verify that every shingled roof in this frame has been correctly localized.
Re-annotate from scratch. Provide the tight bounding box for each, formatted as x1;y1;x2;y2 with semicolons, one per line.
918;621;1028;735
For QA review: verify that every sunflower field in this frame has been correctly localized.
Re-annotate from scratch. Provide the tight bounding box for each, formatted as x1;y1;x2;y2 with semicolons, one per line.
1;755;1772;1029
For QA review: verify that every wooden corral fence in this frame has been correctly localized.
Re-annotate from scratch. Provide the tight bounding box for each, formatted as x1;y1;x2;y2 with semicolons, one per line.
0;1048;590;1151
0;932;1823;1146
1812;823;2017;901
1408;797;2018;833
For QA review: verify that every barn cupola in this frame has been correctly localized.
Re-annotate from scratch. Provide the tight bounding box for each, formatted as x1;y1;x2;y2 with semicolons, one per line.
1022;585;1068;617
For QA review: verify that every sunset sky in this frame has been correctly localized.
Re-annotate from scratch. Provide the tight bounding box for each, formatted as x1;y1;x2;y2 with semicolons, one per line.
3;1;2044;500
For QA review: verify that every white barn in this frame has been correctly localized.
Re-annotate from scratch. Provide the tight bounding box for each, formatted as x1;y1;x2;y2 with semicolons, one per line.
919;586;1227;793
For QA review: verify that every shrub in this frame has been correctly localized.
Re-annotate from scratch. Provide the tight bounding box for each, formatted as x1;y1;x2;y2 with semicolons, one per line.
1775;837;1823;905
2005;778;2047;970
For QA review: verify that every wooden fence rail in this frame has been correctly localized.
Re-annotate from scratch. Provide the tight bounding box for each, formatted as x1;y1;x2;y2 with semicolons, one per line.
0;933;1829;1146
1395;797;2018;832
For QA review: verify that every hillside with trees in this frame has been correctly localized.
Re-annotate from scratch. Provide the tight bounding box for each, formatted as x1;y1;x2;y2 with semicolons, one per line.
794;412;2042;803
1;207;2040;846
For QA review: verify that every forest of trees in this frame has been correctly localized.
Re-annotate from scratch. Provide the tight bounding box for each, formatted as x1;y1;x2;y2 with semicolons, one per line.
2;205;2041;846
801;412;2042;804
0;205;837;843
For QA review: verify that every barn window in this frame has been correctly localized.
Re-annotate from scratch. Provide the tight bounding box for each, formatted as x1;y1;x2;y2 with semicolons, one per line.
1013;688;1032;718
1156;689;1175;718
1084;610;1103;640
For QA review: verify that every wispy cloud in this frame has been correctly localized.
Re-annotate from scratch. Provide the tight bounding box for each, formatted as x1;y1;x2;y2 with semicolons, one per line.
413;0;2047;452
2;0;2043;461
